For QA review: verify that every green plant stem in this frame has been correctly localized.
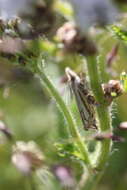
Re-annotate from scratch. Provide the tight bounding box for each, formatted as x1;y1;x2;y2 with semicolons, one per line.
29;175;36;190
81;171;103;190
24;175;36;190
84;56;112;189
37;65;92;170
97;55;109;83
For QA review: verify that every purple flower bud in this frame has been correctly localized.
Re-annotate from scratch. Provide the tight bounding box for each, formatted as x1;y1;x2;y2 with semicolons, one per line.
12;141;44;175
106;44;119;67
53;165;75;187
94;132;112;141
111;135;125;142
93;132;124;142
12;152;32;175
119;122;127;130
57;22;97;55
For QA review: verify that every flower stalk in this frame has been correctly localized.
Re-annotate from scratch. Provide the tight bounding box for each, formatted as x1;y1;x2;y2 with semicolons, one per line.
84;56;112;189
37;64;92;171
37;54;113;190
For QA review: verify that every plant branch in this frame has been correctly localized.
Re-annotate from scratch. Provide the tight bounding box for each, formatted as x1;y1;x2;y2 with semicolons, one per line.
83;55;112;189
37;63;92;170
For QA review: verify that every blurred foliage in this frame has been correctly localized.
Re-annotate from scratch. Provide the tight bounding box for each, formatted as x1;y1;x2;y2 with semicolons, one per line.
0;0;127;190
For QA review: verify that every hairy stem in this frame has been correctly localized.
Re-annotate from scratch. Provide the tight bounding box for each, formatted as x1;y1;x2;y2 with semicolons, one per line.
84;56;112;189
81;171;103;190
37;64;92;170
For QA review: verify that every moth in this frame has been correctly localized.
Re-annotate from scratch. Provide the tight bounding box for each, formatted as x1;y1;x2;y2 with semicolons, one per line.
65;67;97;130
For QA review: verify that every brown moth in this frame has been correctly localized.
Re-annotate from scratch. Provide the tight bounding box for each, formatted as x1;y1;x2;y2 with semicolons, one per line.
65;67;97;130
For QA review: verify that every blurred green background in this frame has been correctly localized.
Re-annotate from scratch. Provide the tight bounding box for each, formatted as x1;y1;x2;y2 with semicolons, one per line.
0;0;127;190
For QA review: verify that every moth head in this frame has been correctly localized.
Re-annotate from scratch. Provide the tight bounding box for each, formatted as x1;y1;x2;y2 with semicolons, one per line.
65;67;81;83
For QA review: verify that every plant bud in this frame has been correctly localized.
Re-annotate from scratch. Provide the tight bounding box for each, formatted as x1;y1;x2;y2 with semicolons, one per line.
12;141;44;175
93;132;112;141
102;80;123;104
94;132;124;142
20;1;56;38
53;165;75;187
57;22;97;56
106;44;119;67
111;135;124;142
119;122;127;130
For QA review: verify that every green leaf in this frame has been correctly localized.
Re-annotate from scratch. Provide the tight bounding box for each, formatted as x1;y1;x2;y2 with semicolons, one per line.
110;25;127;43
54;141;84;161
